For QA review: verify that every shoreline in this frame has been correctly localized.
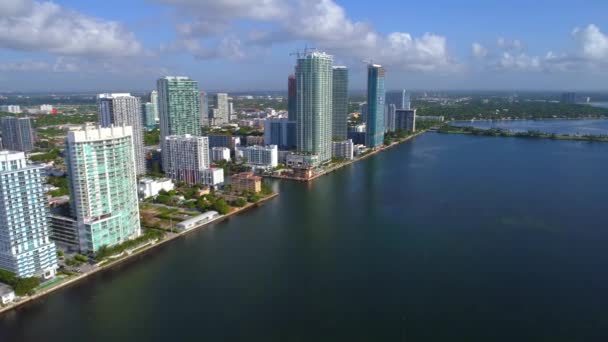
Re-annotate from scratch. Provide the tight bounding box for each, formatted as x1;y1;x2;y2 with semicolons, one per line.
268;130;427;183
0;193;279;316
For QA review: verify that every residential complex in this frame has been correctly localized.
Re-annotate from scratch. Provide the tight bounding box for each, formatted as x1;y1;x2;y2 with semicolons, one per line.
0;151;58;279
236;145;278;169
296;51;333;163
0;105;21;114
97;93;146;175
231;172;262;193
1;117;36;152
150;90;159;122
210;93;229;125
200;91;210;126
66;125;141;254
332;66;349;140
332;139;354;160
395;109;416;132
366;64;386;148
288;74;297;121
164;135;214;185
210;147;231;163
138;178;175;199
386;89;408;132
264;119;296;150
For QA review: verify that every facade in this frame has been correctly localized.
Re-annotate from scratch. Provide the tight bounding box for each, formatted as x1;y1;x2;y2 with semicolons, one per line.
164;135;213;185
200;91;210;126
264;119;296;150
236;145;278;169
142;102;157;130
1;117;35;152
332;139;354;160
385;90;408;132
286;152;320;169
288;74;297;121
0;282;15;304
0;151;58;278
48;215;79;252
150;90;159;122
97;93;146;175
296;51;333;163
138;178;175;199
395;109;416;132
157;76;202;170
332;66;349;140
245;136;265;146
366;64;386;148
210;147;231;163
207;134;240;150
201;168;224;187
211;93;229;125
66;126;141;254
0;105;21;114
231;172;262;194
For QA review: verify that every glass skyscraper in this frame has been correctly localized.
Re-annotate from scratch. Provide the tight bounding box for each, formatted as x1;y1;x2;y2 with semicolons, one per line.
66;126;141;254
296;51;333;163
386;89;408;132
288;74;297;121
332;66;349;140
0;151;58;278
366;64;386;148
157;76;202;170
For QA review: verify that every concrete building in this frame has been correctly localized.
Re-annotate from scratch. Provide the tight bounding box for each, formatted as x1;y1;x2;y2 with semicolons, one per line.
366;64;386;148
210;147;231;163
286;152;320;169
231;172;262;193
0;151;58;278
332;66;349;140
296;51;333;163
288;74;297;121
164;135;210;185
264;118;296;150
97;93;146;175
200;91;210;126
138;178;175;199
66;125;141;254
207;134;240;150
176;211;220;231
150;90;159;122
201;168;224;187
1;117;35;152
332;139;354;160
48;214;79;252
40;104;54;113
0;282;15;304
211;93;229;125
395;109;416;132
0;105;21;114
157;76;202;170
236;145;278;169
245;136;265;146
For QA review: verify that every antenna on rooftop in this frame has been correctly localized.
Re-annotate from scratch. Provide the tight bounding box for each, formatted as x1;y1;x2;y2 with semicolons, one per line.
290;45;317;58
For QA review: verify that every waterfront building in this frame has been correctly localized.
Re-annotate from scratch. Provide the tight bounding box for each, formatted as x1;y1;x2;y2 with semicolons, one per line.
201;91;210;126
164;135;210;185
359;103;368;123
386;90;408;132
0;105;21;114
395;109;416;132
48;214;79;252
296;51;333;163
561;92;577;104
176;211;220;231
0;151;58;278
0;282;15;304
201;168;224;187
150;90;159;122
138;178;175;199
264;118;296;150
286;152;320;169
211;93;229;125
366;64;386;148
1;117;35;152
231;172;262;193
417;115;444;122
332;139;354;160
211;147;231;163
142;102;157;130
157;76;202;170
98;93;146;175
332;66;349;140
66;125;141;254
288;75;297;121
236;145;278;169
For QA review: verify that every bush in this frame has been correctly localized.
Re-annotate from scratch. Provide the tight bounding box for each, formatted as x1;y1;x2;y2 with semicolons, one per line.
233;198;247;207
73;254;88;263
0;269;40;296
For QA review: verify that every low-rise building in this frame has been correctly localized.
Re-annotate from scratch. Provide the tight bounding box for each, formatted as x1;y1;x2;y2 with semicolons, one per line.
236;145;278;169
332;139;354;160
286;152;320;169
245;135;265;146
0;283;15;305
210;147;231;163
138;178;175;199
176;211;220;231
231;172;262;193
201;168;224;187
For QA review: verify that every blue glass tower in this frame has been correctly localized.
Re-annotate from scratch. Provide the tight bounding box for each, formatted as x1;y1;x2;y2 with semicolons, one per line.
366;64;386;148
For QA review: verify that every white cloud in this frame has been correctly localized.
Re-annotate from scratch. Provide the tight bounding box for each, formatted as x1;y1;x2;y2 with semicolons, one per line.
0;1;143;57
472;42;488;58
572;24;608;60
0;0;32;17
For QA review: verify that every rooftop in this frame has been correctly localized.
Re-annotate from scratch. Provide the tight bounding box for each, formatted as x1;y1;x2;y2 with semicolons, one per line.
0;282;14;296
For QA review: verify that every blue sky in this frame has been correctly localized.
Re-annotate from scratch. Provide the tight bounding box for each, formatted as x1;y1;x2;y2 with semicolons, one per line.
0;0;607;92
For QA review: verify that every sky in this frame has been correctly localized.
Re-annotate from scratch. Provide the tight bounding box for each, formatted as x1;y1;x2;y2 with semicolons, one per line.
0;0;607;92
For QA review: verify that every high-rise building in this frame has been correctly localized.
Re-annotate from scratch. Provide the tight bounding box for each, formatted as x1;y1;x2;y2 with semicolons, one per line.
200;91;210;126
264;118;296;150
332;66;349;140
385;90;408;132
332;139;354;160
0;151;58;279
210;147;231;163
561;92;577;104
0;105;21;114
235;145;278;169
150;90;159;122
395;109;416;132
1;117;36;152
157;76;202;170
66;126;141;254
288;74;297;121
142;102;157;130
296;51;333;163
211;93;229;125
97;93;146;175
366;64;386;148
164;135;211;185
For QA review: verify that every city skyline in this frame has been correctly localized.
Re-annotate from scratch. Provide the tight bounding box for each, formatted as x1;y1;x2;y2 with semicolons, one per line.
1;0;608;92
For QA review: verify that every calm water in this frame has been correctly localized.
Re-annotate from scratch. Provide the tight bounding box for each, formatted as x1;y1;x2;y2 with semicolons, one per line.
452;118;608;135
2;133;608;341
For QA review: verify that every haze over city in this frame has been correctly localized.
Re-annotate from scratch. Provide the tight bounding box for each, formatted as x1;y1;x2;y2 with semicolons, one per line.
1;0;608;91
